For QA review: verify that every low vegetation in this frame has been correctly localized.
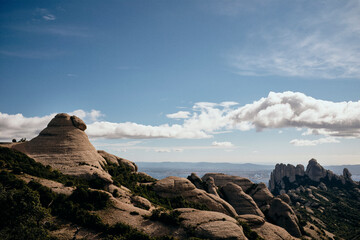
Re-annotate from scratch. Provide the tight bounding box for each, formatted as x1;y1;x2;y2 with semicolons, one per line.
293;185;360;239
238;221;264;240
146;209;183;226
104;160;209;211
0;147;186;239
0;146;107;189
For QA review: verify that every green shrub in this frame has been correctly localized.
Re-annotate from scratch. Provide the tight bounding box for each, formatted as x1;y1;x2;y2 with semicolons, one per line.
238;221;264;240
147;209;183;226
0;171;51;240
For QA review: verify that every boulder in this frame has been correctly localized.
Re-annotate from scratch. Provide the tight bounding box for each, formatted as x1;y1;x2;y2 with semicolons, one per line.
237;214;298;240
70;115;87;131
131;195;152;210
267;198;302;237
187;173;204;190
13;113;112;183
202;173;254;192
205;176;219;197
153;176;237;217
248;182;274;208
278;193;291;204
178;208;248;240
222;182;264;217
237;214;265;226
305;159;327;182
343;168;356;184
97;150;137;172
252;222;299;240
318;182;327;191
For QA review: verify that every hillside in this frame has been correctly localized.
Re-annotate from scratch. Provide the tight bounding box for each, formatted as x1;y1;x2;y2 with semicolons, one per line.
1;113;359;240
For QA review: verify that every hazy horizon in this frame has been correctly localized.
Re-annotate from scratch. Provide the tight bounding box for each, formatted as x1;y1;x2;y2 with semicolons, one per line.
1;1;360;165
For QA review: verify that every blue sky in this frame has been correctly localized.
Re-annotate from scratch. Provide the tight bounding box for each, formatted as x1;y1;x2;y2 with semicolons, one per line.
1;0;360;165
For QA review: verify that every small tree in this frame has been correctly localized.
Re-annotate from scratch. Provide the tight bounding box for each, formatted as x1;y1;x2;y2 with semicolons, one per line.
12;139;16;143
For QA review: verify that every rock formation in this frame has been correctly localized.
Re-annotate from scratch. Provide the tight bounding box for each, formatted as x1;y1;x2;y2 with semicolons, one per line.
204;176;219;197
187;172;204;190
202;173;254;192
247;182;274;208
97;150;137;172
221;182;265;217
153;176;237;217
267;198;302;237
237;214;298;240
269;163;304;192
269;158;357;195
178;208;247;240
305;159;327;182
13;113;112;183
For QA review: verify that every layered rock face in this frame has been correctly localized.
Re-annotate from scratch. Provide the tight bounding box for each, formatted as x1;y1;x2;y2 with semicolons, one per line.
269;163;304;192
13;113;112;182
178;208;248;240
97;150;137;172
202;173;254;192
267;198;302;237
269;158;356;195
222;182;265;217
153;176;238;217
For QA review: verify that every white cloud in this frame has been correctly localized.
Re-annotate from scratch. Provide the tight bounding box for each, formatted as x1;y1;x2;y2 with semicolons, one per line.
0;110;104;141
0;112;55;141
154;149;172;153
2;91;360;145
212;141;234;147
36;8;56;21
69;109;104;122
230;1;360;78
166;111;190;119
43;14;56;21
290;137;340;147
230;91;360;138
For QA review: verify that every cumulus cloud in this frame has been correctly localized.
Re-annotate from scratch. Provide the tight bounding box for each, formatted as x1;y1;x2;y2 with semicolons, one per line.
0;112;55;141
0;110;104;141
230;91;360;138
1;92;360;145
166;111;190;119
290;137;340;147
69;109;103;122
212;141;234;147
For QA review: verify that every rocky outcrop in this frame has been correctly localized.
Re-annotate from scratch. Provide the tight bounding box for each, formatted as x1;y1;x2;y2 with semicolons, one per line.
269;159;357;195
97;150;137;172
131;195;152;210
278;193;291;204
204;176;219;197
187;173;204;190
153;176;237;217
248;182;274;208
178;208;248;240
222;182;264;217
267;198;301;237
202;173;254;192
13;113;112;183
269;163;304;192
305;159;327;182
237;214;298;240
